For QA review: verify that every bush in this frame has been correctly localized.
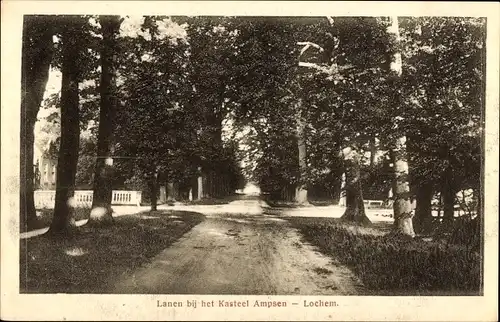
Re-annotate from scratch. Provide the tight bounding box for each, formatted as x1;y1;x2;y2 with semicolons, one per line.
292;221;482;294
447;217;481;251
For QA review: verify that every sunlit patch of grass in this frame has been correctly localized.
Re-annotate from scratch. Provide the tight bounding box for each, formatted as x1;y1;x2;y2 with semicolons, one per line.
289;216;481;295
20;210;204;293
64;247;88;256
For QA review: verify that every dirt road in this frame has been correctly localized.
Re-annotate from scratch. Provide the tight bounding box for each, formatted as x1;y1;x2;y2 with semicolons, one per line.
112;198;365;295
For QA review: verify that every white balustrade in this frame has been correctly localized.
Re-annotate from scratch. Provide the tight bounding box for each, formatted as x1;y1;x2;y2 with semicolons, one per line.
34;190;142;209
34;190;56;209
363;200;384;208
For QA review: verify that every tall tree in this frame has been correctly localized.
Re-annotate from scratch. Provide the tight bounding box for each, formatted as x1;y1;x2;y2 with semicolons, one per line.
20;16;54;230
115;16;193;210
294;97;309;204
88;16;122;226
295;17;385;223
387;16;415;237
340;147;371;225
183;17;241;199
48;18;86;235
399;17;485;231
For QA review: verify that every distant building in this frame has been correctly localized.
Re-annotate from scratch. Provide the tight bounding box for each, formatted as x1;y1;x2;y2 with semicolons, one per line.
34;139;58;190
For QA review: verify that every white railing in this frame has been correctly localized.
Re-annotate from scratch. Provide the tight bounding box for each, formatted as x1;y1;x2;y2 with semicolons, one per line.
34;190;142;209
363;200;384;208
34;190;56;209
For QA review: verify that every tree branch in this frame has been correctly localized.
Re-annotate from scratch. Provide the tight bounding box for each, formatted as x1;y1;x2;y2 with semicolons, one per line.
298;61;332;74
298;61;356;78
297;41;325;57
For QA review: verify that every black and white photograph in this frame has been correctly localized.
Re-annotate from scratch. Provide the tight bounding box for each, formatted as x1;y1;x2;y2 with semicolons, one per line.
1;1;499;321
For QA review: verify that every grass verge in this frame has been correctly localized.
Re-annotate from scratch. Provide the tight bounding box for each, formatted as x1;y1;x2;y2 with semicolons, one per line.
181;194;245;205
20;210;204;293
288;216;482;295
263;199;341;208
23;208;91;233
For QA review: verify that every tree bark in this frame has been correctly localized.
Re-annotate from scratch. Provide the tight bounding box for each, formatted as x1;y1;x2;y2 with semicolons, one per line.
89;16;121;226
20;16;54;231
295;98;309;205
391;136;415;237
413;181;433;234
340;147;371;225
48;24;82;236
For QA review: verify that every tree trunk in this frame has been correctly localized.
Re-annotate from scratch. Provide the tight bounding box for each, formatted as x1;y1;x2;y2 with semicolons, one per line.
89;16;121;226
369;137;377;167
48;25;82;236
221;176;227;197
340;147;371;225
413;181;433;234
391;137;415;237
442;188;455;224
387;16;415;237
197;167;203;200
167;181;176;201
209;170;215;198
149;170;159;211
20;16;54;231
295;99;309;205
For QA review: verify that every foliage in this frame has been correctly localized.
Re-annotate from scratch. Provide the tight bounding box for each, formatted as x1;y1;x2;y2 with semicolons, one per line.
115;16;195;183
32;15;484;217
231;16;485;206
400;17;485;192
360;158;394;200
75;136;97;189
98;16;248;198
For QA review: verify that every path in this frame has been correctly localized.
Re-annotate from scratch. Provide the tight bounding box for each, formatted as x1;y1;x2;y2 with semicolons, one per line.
112;197;365;295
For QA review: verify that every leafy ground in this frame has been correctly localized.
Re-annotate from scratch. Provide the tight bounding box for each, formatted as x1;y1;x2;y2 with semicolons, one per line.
20;210;205;293
288;216;482;295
